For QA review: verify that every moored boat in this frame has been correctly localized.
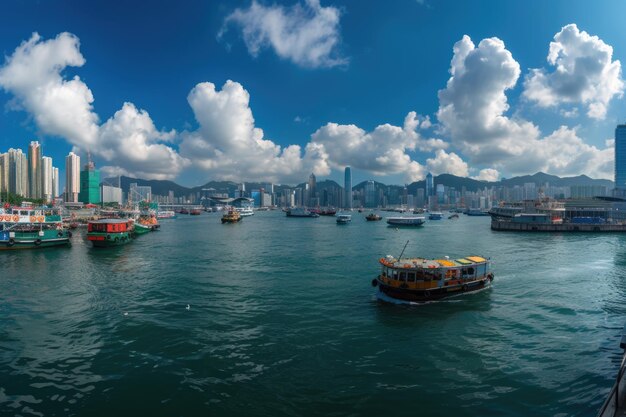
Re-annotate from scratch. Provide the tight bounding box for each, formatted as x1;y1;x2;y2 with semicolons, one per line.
221;207;242;223
138;213;160;231
236;207;254;217
190;208;202;215
448;213;459;219
336;214;351;224
386;216;425;227
87;219;134;247
157;210;177;219
366;213;382;221
286;208;319;218
373;255;494;302
0;205;72;250
132;221;152;235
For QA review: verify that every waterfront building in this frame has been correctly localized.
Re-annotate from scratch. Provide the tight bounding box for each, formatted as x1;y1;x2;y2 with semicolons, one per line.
344;166;352;209
0;152;9;194
616;124;626;190
8;148;28;197
65;152;80;202
42;156;53;202
426;172;434;196
52;167;59;200
28;141;42;199
436;184;445;204
79;158;101;204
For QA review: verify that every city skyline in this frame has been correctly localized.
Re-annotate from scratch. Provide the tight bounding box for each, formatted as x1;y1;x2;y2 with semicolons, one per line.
1;1;626;186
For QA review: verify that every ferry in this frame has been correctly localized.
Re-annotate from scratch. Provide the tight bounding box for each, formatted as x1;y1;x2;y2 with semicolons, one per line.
157;210;177;219
366;213;382;221
87;219;134;247
386;216;425;227
336;214;351;224
310;208;336;216
286;208;319;218
373;254;494;302
0;205;72;250
236;207;254;217
428;212;443;220
221;207;242;223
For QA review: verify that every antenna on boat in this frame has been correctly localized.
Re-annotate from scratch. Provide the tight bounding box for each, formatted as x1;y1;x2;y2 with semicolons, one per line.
398;240;409;260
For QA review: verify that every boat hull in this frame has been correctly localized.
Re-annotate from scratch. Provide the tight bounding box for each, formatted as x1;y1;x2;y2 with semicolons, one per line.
0;230;72;250
87;232;133;247
376;276;493;302
133;224;151;235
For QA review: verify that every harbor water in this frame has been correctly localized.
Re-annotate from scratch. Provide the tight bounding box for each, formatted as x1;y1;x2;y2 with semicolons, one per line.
2;212;626;416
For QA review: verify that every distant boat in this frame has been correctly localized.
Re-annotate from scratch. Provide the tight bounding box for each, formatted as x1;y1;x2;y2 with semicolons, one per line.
366;213;382;221
319;208;337;216
157;210;176;219
179;208;189;215
386;216;426;227
448;213;459;219
336;214;352;224
190;209;202;215
221;207;242;223
286;208;319;218
236;207;254;217
373;254;494;302
466;208;490;216
428;212;443;220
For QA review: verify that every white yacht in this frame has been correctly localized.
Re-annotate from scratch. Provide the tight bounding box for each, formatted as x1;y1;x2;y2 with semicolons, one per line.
386;216;426;227
236;207;254;217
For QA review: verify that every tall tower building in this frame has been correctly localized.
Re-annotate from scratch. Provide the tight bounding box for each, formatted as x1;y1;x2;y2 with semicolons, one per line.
0;152;9;194
8;148;28;197
344;166;352;209
615;125;626;190
52;167;59;200
426;172;434;196
28;141;42;199
42;156;53;203
65;152;80;202
79;155;101;204
308;173;317;207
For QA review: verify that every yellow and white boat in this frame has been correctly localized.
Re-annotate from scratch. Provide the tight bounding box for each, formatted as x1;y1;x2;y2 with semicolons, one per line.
373;255;493;302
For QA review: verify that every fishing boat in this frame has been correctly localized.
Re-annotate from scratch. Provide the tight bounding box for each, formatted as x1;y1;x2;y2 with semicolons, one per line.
366;213;382;221
0;205;72;250
221;207;242;223
190;208;202;215
87;219;134;247
132;221;152;235
336;214;351;224
373;251;494;302
428;212;443;220
138;213;160;231
386;216;425;227
236;207;254;217
157;210;177;219
286;208;319;218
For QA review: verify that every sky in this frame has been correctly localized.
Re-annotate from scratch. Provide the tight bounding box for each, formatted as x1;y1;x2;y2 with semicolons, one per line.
0;0;625;187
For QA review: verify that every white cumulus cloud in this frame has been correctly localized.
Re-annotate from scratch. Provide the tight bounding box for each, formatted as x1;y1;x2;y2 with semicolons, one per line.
472;168;500;182
179;80;330;183
220;0;347;68
523;24;624;119
425;150;469;177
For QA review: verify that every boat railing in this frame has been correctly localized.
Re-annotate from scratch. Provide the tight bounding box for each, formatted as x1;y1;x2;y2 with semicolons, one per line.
597;324;626;417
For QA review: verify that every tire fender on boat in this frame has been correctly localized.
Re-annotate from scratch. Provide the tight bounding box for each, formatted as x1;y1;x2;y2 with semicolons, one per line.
424;290;431;297
371;279;378;287
34;239;41;246
7;238;15;247
57;231;63;238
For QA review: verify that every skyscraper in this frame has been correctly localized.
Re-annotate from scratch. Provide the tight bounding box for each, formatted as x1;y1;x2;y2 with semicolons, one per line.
65;152;80;202
308;173;317;207
616;125;626;190
79;156;101;204
0;152;9;194
52;167;59;200
344;166;352;209
28;141;42;199
8;148;28;196
426;172;434;196
42;156;53;203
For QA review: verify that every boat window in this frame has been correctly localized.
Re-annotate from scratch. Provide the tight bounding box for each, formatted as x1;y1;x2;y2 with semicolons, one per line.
467;267;474;275
399;272;406;281
392;271;398;280
407;272;415;282
476;264;486;275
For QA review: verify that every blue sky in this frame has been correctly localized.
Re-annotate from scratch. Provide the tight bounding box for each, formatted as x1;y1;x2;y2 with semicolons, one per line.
1;0;625;187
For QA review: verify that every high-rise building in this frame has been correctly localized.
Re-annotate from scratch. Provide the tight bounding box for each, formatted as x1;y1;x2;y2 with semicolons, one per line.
129;183;151;202
8;148;28;197
308;173;317;207
0;152;9;194
616;125;626;190
65;152;80;202
52;167;59;200
28;141;42;199
42;156;53;202
426;172;434;196
365;180;377;208
344;166;352;209
79;156;101;204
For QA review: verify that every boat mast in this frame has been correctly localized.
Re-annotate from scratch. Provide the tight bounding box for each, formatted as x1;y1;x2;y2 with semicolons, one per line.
398;240;409;260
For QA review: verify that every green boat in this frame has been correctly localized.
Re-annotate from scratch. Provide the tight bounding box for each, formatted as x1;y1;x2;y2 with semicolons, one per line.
133;222;152;235
0;205;72;250
87;219;134;247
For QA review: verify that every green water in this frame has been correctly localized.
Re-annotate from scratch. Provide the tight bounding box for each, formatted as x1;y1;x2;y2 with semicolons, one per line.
1;212;626;416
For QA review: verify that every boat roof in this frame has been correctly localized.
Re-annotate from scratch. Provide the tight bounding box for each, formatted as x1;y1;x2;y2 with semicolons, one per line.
89;219;131;224
381;255;488;269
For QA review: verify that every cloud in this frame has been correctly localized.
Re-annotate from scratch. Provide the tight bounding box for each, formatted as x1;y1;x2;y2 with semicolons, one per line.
220;0;347;68
523;24;624;119
309;111;449;182
425;150;469;177
0;32;187;180
473;168;500;182
179;80;330;183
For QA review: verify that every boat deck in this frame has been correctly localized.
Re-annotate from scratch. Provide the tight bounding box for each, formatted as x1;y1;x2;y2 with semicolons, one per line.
383;256;487;269
598;325;626;417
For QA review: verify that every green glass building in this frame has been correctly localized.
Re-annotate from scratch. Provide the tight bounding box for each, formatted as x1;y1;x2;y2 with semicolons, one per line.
79;161;101;204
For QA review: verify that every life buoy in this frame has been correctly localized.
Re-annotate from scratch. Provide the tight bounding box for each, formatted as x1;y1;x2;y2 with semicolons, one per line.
7;238;15;247
34;239;41;246
371;279;378;287
12;215;19;222
424;290;431;297
57;231;63;238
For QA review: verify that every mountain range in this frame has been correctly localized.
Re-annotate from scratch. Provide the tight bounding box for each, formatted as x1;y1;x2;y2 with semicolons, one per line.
103;172;614;198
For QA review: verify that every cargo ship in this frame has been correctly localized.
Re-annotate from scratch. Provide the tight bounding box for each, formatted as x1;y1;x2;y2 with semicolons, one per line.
373;254;493;302
0;205;72;250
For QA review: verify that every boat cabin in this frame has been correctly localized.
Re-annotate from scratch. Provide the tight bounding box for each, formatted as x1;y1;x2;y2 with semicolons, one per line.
88;219;131;233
